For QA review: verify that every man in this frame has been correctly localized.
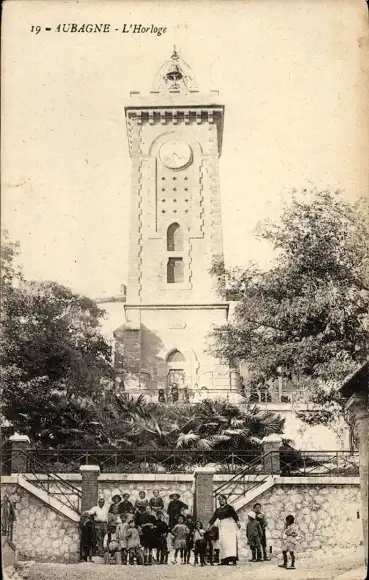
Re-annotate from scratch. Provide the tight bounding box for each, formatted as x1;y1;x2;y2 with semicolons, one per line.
253;502;270;560
88;496;109;556
167;493;188;529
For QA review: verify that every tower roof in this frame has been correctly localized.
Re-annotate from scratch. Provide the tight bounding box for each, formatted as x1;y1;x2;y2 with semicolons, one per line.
153;46;198;93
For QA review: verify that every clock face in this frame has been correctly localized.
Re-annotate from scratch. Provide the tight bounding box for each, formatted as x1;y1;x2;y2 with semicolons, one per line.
159;140;192;170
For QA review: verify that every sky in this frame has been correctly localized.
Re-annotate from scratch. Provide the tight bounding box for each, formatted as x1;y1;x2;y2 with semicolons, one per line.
2;0;368;299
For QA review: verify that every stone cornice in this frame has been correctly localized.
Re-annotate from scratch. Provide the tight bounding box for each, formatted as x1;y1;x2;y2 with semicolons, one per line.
125;106;224;157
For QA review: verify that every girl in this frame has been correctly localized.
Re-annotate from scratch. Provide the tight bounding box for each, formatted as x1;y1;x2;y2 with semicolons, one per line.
149;489;164;514
246;511;263;562
279;514;299;570
79;512;97;563
126;520;143;565
117;513;129;565
171;514;189;564
103;523;122;565
135;505;156;565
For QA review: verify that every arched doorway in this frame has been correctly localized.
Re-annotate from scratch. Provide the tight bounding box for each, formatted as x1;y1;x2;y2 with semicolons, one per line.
166;350;188;403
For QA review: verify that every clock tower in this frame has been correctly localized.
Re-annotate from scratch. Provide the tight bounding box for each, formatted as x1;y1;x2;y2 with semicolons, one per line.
114;49;242;402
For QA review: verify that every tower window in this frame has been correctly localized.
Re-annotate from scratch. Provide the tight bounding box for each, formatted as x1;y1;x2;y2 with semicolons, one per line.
167;258;184;283
167;222;183;251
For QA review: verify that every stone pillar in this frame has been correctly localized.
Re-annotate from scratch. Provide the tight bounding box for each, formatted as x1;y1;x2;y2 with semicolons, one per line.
346;395;368;567
262;434;282;474
9;433;30;473
194;467;215;525
80;465;100;513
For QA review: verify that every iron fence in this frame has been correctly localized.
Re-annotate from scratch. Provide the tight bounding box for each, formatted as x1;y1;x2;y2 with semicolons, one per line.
17;448;261;474
279;450;360;477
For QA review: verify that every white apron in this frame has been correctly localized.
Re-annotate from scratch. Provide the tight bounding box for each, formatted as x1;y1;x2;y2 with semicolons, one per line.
218;517;238;560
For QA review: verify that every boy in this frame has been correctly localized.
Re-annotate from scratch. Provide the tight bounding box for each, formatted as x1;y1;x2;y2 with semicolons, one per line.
254;502;270;560
79;512;96;563
154;510;169;564
193;520;207;567
103;523;122;565
246;511;263;562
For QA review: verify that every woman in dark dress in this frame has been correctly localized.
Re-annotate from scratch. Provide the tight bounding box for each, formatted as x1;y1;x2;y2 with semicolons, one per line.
167;493;188;529
135;505;156;565
208;494;240;565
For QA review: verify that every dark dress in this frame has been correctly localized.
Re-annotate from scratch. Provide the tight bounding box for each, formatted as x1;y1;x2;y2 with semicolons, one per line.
167;499;188;529
136;512;156;549
149;496;164;512
118;499;134;515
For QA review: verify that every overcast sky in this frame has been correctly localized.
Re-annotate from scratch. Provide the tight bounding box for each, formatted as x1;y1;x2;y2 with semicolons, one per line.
2;0;368;298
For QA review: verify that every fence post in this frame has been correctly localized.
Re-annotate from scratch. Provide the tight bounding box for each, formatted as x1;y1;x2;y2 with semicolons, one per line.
194;467;215;525
80;464;100;513
9;433;30;473
262;434;282;474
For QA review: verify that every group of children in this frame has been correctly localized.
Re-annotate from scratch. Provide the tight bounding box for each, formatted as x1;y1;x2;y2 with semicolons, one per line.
80;489;219;566
246;503;298;570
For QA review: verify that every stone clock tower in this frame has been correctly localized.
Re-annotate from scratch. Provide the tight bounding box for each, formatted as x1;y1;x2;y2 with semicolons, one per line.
114;49;242;402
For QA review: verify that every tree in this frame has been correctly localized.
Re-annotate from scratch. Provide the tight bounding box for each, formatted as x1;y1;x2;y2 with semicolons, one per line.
210;189;369;440
1;231;113;447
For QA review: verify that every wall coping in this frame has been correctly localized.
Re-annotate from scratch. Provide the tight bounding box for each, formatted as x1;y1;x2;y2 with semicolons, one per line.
9;434;30;443
80;465;100;473
1;474;360;486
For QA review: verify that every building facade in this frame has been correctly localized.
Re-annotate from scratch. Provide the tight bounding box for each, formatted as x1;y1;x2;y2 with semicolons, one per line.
113;49;243;403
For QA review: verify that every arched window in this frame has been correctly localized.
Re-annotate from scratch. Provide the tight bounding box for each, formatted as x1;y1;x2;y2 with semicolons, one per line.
167;349;185;363
167;257;184;283
167;223;183;251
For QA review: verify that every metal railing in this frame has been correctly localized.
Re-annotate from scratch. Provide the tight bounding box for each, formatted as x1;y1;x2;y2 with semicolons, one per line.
21;448;260;474
1;494;16;541
279;450;360;477
16;450;82;514
213;452;271;506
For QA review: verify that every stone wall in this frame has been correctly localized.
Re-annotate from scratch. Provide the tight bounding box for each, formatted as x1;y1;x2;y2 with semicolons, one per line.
237;483;362;559
2;484;79;563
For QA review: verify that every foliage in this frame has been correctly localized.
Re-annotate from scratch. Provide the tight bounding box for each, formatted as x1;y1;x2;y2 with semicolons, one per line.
210;189;369;434
94;393;285;452
1;230;113;447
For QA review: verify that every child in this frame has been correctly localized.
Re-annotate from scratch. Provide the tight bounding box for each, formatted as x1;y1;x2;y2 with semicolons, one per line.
108;504;122;526
246;511;263;562
103;523;122;565
154;510;169;564
208;524;220;564
254;502;270;561
279;515;298;570
117;513;128;565
193;520;207;566
136;505;156;565
134;490;149;514
171;514;189;564
126;520;143;565
184;514;195;564
79;512;97;562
